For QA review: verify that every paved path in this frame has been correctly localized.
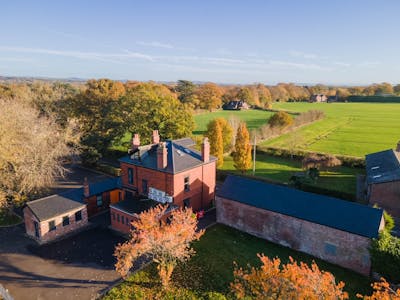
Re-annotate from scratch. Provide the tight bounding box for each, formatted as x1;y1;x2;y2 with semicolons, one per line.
0;165;119;300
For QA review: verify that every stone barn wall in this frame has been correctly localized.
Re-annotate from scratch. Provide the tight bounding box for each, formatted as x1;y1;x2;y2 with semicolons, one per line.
216;196;372;275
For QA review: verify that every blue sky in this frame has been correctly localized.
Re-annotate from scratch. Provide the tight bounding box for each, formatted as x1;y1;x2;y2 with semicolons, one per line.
1;0;399;84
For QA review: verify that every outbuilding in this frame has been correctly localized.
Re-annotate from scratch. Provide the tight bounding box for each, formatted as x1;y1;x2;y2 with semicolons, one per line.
24;193;88;243
216;175;385;275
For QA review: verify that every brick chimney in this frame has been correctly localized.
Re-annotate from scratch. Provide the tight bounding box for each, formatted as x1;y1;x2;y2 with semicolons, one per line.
152;130;160;144
83;177;90;198
157;142;168;169
202;137;210;162
132;133;140;150
396;141;400;152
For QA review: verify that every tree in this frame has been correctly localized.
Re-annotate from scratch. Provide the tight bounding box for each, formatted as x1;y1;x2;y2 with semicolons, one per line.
375;82;394;95
357;278;400;300
69;79;126;162
176;80;198;108
206;118;233;153
268;111;294;128
206;121;224;168
114;205;204;288
121;82;194;145
236;87;253;103
231;254;348;300
233;123;252;173
0;97;77;209
393;84;400;95
196;83;223;111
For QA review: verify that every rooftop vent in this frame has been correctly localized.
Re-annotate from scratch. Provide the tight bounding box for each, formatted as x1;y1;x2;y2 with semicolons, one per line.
373;175;382;179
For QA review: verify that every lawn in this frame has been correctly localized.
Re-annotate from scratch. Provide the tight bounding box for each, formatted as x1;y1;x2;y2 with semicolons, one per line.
261;102;400;157
104;224;372;299
193;109;274;135
220;153;361;196
0;211;22;226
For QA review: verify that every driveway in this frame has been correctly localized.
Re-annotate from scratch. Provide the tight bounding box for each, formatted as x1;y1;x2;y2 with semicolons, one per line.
0;165;121;300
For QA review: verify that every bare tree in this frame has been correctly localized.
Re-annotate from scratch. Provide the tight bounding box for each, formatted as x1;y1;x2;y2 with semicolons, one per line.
0;97;78;208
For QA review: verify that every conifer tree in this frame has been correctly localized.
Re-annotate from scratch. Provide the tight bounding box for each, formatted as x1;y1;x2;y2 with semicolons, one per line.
206;121;224;168
233;122;252;173
206;118;233;153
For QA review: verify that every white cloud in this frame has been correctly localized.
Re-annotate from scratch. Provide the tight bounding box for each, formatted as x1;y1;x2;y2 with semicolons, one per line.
289;50;319;60
136;41;174;49
269;60;326;70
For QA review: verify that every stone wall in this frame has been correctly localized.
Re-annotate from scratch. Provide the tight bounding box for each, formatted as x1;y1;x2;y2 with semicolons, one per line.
216;196;373;275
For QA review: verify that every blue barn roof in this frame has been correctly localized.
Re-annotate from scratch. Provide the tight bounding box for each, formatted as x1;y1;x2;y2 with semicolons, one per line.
217;175;383;238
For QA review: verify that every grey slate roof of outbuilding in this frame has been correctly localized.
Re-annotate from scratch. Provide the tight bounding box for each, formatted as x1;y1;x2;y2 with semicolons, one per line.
26;177;121;221
26;194;86;222
217;175;383;238
119;139;217;174
365;149;400;184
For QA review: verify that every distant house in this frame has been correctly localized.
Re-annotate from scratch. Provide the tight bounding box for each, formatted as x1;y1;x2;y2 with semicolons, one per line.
222;100;249;110
309;94;327;103
216;175;384;275
23;177;122;243
111;131;217;234
327;95;339;103
365;142;400;219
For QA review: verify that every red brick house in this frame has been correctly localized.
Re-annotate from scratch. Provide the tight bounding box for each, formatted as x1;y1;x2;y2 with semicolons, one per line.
309;94;327;103
110;131;216;234
366;142;400;219
24;177;122;243
216;175;385;275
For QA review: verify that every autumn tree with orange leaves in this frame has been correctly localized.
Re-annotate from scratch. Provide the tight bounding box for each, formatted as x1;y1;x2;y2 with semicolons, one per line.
357;278;400;300
231;254;348;300
114;205;204;288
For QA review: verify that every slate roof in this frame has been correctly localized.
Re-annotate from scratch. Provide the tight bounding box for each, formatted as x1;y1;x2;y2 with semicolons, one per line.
26;194;86;222
217;175;383;238
365;149;400;184
110;198;159;215
119;139;217;174
26;177;121;221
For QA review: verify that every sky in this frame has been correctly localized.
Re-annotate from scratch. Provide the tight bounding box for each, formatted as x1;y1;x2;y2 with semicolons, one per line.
1;0;400;85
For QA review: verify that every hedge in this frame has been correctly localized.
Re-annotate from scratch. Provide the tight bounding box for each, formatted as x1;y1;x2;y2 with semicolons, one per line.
348;95;400;103
256;146;365;168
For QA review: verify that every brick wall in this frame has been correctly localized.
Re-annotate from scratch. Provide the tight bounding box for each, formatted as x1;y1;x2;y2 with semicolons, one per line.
110;207;136;235
216;196;373;275
369;181;400;218
120;161;216;211
24;206;88;243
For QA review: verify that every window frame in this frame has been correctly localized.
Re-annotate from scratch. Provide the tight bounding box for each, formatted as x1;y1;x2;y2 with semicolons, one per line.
128;168;134;185
184;176;190;192
75;210;82;222
96;194;103;207
48;220;56;231
62;216;70;227
142;179;148;194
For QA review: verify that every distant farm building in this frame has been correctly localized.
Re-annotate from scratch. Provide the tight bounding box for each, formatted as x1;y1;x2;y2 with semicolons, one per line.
222;100;249;110
365;142;400;219
216;175;384;275
309;94;327;103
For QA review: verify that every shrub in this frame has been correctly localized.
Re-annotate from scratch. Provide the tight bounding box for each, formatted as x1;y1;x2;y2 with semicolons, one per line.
268;111;294;128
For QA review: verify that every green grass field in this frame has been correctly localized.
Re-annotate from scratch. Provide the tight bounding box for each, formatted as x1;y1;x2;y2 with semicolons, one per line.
261;103;400;157
221;154;360;196
104;225;371;299
193;109;274;135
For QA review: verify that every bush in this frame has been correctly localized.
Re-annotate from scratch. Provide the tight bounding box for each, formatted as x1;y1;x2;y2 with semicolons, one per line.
348;96;400;103
370;230;400;283
268;111;294;128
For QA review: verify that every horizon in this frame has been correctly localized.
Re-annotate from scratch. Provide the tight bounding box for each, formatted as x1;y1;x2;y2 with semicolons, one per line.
1;0;400;85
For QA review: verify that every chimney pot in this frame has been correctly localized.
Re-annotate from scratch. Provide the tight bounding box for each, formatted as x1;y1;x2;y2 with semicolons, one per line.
202;137;210;162
132;133;140;150
152;130;160;144
83;177;90;198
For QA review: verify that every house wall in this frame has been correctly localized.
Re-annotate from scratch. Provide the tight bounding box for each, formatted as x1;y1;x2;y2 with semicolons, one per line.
369;181;400;218
120;161;216;211
216;196;373;275
24;206;88;243
85;190;114;217
110;207;136;235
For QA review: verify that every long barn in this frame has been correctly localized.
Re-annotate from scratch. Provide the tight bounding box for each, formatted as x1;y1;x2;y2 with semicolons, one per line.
216;175;385;275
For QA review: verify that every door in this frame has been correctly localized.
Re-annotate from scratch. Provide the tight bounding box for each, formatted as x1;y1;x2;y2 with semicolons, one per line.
33;221;40;238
